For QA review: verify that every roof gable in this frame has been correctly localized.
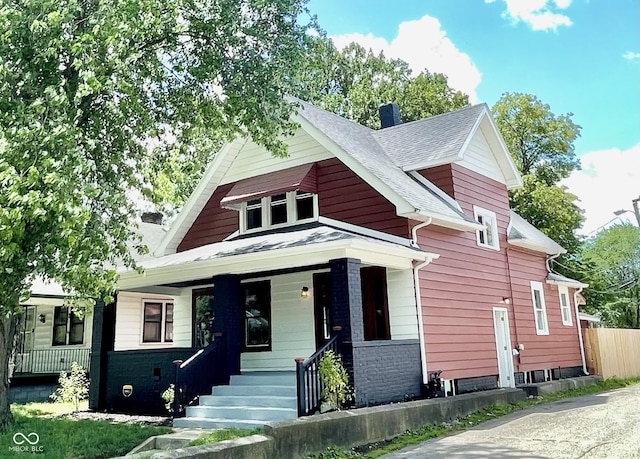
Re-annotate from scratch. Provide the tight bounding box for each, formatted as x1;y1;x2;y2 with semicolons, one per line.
507;211;566;255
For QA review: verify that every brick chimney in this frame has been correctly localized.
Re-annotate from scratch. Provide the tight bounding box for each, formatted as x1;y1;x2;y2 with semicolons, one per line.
141;212;163;225
379;103;401;128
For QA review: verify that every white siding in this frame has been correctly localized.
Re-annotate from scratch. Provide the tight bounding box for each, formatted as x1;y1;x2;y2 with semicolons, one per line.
221;129;333;185
22;300;93;351
114;291;192;351
241;271;317;371
387;269;419;340
458;129;505;185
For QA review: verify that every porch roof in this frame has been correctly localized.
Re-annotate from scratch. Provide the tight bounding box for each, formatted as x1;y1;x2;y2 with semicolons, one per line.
118;225;438;290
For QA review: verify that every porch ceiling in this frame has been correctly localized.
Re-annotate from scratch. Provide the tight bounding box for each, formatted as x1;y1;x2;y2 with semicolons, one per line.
118;226;438;290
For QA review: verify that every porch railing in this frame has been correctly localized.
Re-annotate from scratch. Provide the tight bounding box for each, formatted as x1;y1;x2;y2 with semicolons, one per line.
172;334;228;418
295;333;341;417
13;348;91;375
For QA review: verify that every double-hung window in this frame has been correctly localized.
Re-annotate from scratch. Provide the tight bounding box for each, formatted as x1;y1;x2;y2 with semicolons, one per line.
558;286;572;326
530;281;549;335
52;306;85;346
142;301;174;343
473;205;499;250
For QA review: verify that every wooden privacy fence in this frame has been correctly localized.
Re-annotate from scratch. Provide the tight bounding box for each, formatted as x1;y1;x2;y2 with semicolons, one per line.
583;328;640;379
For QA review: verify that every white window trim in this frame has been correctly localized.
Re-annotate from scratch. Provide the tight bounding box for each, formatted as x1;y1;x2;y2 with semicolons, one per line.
473;205;500;251
239;191;319;235
558;285;573;326
530;281;549;336
140;300;174;344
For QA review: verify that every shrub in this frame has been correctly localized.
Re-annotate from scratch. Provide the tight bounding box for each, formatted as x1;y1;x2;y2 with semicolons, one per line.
50;361;89;412
319;350;353;411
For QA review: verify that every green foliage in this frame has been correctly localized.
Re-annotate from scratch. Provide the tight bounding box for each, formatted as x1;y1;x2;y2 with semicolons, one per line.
509;175;584;254
50;362;89;413
160;384;175;413
292;37;469;129
492;92;582;185
581;224;640;328
319;350;353;411
5;404;170;459
188;427;262;446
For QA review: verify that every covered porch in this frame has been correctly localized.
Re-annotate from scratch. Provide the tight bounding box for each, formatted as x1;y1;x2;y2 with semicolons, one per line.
89;225;437;418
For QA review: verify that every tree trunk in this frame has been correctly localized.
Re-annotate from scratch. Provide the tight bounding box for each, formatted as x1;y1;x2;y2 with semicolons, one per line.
0;312;15;431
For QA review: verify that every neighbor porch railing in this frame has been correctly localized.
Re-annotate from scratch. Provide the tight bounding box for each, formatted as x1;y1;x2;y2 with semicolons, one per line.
295;332;341;416
172;333;229;417
13;348;91;375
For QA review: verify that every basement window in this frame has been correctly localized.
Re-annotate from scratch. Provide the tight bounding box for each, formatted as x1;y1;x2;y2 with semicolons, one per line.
473;205;500;250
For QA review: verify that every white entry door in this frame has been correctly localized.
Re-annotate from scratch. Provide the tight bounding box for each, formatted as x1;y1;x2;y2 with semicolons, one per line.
493;307;515;388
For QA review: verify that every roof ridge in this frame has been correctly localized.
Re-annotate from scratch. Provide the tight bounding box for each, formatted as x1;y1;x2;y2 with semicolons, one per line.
371;102;488;134
291;96;375;134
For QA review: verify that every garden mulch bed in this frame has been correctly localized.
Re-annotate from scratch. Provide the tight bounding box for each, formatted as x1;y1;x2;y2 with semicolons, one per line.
52;410;172;426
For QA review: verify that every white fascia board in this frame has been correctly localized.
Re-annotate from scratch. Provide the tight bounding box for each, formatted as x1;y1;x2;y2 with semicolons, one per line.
578;312;600;323
404;210;485;232
407;171;463;212
477;110;523;190
400;151;462;172
508;238;567;256
117;238;431;290
318;216;413;247
156;141;242;256
546;278;589;289
295;116;414;216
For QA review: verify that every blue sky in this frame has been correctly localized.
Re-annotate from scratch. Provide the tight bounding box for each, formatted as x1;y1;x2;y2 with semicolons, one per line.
307;0;640;233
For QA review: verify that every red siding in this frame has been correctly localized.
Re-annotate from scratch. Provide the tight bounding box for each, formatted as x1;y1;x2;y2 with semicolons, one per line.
507;247;582;371
418;165;511;380
178;158;409;252
317;158;409;238
178;183;239;252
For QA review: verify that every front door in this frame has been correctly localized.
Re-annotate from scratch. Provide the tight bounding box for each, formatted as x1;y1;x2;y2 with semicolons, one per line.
192;288;215;348
493;307;515;388
313;272;332;349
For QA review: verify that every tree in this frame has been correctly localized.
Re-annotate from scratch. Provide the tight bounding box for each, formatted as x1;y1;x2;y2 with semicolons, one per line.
491;93;584;254
580;225;640;328
0;0;314;430
292;37;469;129
492;93;581;185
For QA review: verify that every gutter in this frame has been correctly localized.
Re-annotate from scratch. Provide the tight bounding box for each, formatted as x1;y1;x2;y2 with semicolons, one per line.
574;286;589;375
411;217;433;385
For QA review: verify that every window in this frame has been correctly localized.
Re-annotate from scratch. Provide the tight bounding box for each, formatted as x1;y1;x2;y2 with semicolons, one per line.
473;205;500;250
241;192;318;233
530;281;549;335
243;281;271;351
142;301;173;343
361;267;390;341
52;306;85;346
558;286;572;326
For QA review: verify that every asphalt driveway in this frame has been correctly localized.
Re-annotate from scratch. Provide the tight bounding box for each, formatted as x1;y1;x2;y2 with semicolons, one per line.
382;384;640;459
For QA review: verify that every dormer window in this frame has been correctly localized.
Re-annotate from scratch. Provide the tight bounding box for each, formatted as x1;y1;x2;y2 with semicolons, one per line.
473;205;499;250
239;191;318;234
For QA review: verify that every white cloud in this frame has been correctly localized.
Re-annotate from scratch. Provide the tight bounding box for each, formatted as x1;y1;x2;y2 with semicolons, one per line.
561;143;640;234
623;51;640;62
488;0;573;31
330;14;481;102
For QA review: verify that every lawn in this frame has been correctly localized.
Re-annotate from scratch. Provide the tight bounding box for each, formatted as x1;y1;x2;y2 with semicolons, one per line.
3;401;172;459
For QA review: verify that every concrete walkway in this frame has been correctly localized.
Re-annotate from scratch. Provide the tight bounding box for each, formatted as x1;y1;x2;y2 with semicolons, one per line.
381;384;640;459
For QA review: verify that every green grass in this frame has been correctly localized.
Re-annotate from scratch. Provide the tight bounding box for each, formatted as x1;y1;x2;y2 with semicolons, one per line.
188;427;263;446
306;377;640;459
4;401;171;459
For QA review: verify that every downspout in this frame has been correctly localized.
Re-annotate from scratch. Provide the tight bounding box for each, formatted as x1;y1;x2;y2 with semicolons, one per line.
411;217;433;385
574;286;589;375
546;253;561;273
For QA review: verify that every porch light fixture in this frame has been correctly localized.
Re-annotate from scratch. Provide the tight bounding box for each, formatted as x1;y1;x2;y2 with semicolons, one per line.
300;286;310;299
502;297;511;305
38;314;46;323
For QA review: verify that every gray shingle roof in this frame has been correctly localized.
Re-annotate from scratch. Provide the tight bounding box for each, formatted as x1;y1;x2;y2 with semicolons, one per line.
294;99;476;225
508;211;566;254
371;104;487;168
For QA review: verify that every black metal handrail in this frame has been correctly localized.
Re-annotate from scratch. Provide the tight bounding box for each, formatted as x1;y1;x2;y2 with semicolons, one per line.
295;333;341;417
172;334;228;418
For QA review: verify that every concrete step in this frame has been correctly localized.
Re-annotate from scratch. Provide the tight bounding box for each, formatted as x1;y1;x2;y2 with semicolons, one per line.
173;417;267;430
230;371;296;386
213;384;297;397
186;405;297;422
199;394;297;409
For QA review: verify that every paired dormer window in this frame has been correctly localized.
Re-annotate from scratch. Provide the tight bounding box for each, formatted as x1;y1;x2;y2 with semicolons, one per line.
473;205;499;250
240;191;318;233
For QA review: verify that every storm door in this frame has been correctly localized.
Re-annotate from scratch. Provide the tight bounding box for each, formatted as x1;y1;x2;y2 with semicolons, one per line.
192;288;215;348
313;272;332;349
